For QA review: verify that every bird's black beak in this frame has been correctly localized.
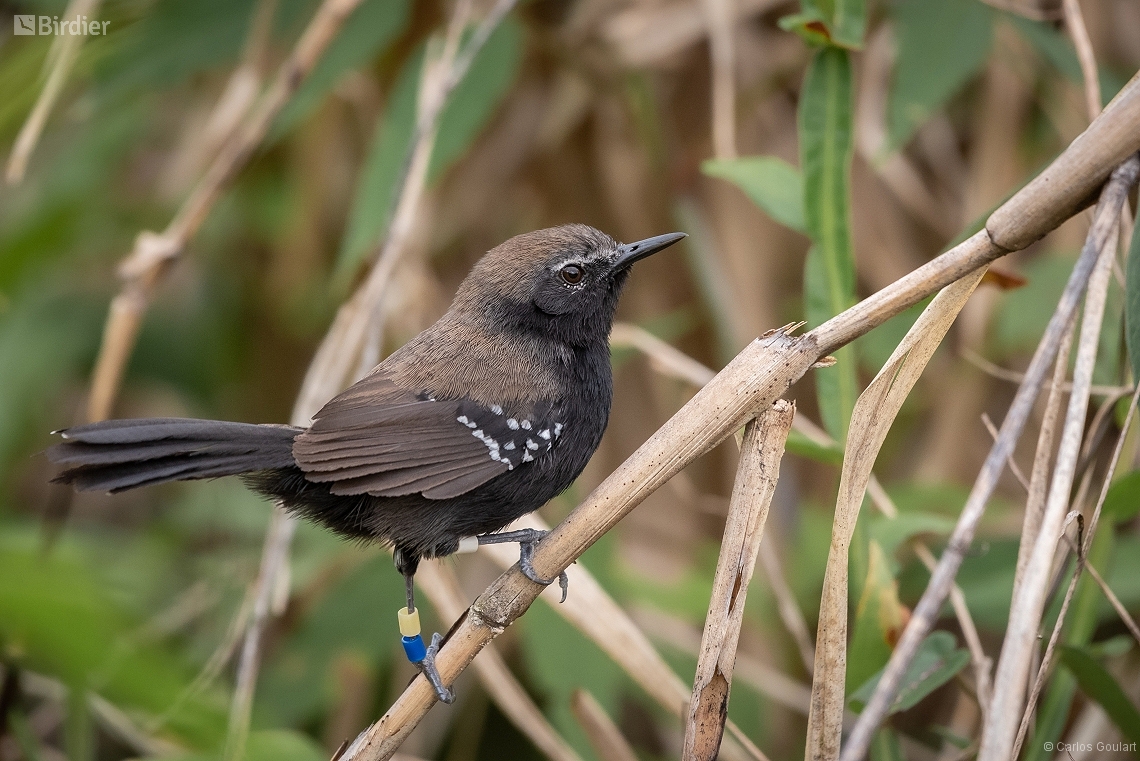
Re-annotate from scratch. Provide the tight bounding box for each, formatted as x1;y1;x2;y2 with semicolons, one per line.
612;232;687;270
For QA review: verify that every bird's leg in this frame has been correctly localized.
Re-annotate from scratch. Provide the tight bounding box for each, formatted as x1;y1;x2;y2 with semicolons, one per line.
395;560;453;704
477;529;569;602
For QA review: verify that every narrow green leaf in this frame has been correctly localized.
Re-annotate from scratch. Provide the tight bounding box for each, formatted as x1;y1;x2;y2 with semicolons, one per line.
800;46;857;440
1060;646;1140;744
785;427;845;464
1126;210;1140;380
335;18;522;282
870;727;906;761
1103;470;1140;523
886;0;993;151
701;156;805;232
849;631;970;714
271;0;412;138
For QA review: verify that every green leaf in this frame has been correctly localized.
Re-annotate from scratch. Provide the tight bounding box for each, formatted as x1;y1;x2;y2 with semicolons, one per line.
1060;646;1140;744
1126;209;1140;380
849;631;970;714
271;0;412;138
800;46;857;440
1103;470;1140;523
870;511;955;561
886;0;993;151
847;542;905;692
870;727;906;761
780;0;866;49
701;157;805;232
335;18;523;282
785;427;844;464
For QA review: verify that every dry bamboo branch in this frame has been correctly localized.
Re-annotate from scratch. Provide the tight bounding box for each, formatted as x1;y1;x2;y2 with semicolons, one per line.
683;403;793;761
86;0;367;422
5;0;104;185
980;164;1125;761
570;689;639;761
808;268;986;761
840;153;1140;761
340;73;1140;761
415;561;582;761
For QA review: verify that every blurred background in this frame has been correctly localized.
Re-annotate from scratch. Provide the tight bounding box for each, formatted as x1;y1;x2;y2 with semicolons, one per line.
2;0;1140;759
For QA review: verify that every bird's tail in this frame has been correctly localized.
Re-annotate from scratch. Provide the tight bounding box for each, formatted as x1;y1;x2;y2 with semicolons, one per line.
48;418;302;493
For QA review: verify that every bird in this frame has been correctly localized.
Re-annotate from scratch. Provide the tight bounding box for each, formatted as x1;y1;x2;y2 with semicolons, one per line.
49;223;685;702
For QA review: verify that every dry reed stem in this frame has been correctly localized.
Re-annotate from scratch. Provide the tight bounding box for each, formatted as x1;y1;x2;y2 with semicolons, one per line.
683;404;793;761
757;539;816;676
415;561;582;761
476;514;762;761
5;0;104;185
342;75;1140;760
839;149;1140;761
226;3;518;757
703;0;736;160
1074;547;1140;645
962;347;1131;397
85;0;366;422
1063;0;1102;123
570;689;639;761
807;268;987;761
979;165;1126;761
1013;303;1076;595
1011;384;1140;758
981;413;1031;491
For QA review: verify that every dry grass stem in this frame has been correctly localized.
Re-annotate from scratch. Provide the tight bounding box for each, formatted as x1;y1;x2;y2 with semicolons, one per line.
962;347;1129;396
839;151;1140;761
757;539;816;676
979;162;1128;761
808;268;987;761
1014;317;1074;594
703;0;736;160
415;561;582;761
1072;545;1140;645
1063;0;1102;122
336;78;1140;760
5;0;104;185
610;322;716;387
570;689;639;761
981;412;1031;491
1011;384;1140;758
682;404;793;761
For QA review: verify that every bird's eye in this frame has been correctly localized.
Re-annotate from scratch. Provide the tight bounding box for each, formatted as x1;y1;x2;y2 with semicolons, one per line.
560;264;584;285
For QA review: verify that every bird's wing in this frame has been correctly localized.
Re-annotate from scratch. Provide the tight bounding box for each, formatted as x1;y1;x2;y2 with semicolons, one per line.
293;372;564;500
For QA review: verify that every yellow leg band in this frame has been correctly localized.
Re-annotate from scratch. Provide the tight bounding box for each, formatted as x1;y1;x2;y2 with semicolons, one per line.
398;606;421;637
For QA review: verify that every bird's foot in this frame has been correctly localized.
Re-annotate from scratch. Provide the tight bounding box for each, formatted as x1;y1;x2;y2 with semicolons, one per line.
416;632;453;704
478;529;569;602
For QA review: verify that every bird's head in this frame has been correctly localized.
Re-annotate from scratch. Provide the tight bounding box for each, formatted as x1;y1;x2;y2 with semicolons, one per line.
451;224;685;347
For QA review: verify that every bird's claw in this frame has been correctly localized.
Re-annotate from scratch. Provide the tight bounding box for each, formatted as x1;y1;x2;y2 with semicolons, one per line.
478;528;570;602
518;537;569;602
416;632;453;704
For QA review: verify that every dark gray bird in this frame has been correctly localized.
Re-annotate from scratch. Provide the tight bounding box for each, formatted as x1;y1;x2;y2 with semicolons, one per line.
49;224;685;701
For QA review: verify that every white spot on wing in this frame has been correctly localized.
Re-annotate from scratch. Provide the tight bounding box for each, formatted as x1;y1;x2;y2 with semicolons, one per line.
507;418;519;430
520;420;532;430
539;429;551;440
491;405;503;415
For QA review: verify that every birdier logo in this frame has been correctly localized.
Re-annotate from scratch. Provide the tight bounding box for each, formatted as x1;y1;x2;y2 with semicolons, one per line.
13;15;109;36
